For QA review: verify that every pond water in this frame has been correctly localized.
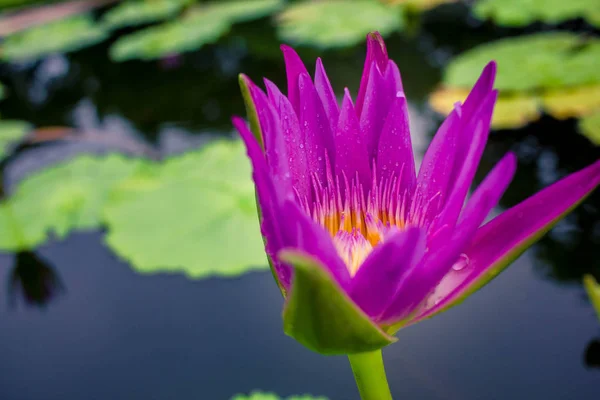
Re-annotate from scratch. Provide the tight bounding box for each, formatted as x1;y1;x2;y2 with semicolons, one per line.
1;8;599;400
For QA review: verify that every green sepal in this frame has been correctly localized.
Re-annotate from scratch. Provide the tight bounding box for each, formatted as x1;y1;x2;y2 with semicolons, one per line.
584;274;600;323
238;73;287;296
279;250;396;355
238;74;264;148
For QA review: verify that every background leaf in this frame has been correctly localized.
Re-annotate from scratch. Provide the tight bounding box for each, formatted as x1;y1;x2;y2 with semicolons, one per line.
2;154;144;250
578;111;600;145
276;0;403;49
444;33;600;92
109;0;283;61
103;139;268;279
583;274;600;322
0;120;31;159
102;0;192;30
474;0;600;28
430;33;600;129
1;14;109;61
429;88;541;129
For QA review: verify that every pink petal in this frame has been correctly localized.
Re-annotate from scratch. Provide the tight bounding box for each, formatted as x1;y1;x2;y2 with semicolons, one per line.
315;57;340;135
414;156;598;323
281;44;310;115
334;89;371;190
376;95;415;198
350;227;426;318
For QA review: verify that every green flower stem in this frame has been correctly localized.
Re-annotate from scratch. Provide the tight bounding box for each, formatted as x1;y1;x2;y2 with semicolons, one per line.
348;349;393;400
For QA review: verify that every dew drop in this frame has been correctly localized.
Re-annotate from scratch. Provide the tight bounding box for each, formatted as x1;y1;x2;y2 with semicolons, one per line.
396;91;403;98
452;253;470;271
299;144;304;149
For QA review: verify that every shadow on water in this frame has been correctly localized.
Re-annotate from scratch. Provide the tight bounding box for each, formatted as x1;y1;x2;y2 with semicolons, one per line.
7;251;64;308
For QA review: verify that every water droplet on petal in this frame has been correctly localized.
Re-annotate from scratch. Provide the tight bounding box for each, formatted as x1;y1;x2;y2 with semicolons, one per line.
396;91;403;98
452;253;470;271
299;144;304;149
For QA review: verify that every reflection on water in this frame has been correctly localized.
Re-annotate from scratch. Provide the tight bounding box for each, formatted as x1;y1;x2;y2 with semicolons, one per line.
585;339;600;369
8;251;63;308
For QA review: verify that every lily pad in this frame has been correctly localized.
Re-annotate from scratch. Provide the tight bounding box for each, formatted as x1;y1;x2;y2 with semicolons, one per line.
432;33;600;129
276;0;403;49
444;33;600;92
429;88;541;129
102;0;192;30
1;14;109;61
0;204;22;250
110;0;283;61
188;0;283;22
231;392;328;400
541;84;600;120
0;120;31;159
584;275;600;322
473;0;600;28
579;112;600;146
103;139;268;279
2;154;145;251
382;0;458;12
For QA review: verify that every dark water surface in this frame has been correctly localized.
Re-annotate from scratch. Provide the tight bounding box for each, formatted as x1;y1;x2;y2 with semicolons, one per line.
0;9;599;400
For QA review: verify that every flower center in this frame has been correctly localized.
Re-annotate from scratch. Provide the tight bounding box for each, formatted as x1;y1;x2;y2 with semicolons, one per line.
299;169;409;276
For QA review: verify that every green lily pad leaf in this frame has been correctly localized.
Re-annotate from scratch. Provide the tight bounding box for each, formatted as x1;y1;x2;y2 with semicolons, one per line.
280;250;396;355
230;392;328;400
474;0;600;28
429;87;541;129
382;0;457;12
0;204;23;250
276;0;403;49
541;84;600;120
110;0;283;61
109;17;228;61
584;274;600;322
103;139;268;279
188;0;283;22
578;111;600;146
102;0;193;30
444;33;600;92
1;14;109;61
0;120;31;159
2;154;145;251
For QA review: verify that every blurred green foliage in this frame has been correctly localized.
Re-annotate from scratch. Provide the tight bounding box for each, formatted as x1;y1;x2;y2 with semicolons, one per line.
0;120;30;159
474;0;600;28
101;0;193;30
109;0;283;61
584;275;600;322
103;139;268;279
1;14;109;61
579;112;600;146
445;33;600;91
0;154;144;250
277;0;403;49
429;33;600;140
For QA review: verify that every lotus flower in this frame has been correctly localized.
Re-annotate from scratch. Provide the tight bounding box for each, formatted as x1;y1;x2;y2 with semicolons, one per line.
232;33;600;355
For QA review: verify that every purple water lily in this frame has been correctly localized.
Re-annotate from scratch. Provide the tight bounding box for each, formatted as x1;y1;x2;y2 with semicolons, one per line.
233;33;600;355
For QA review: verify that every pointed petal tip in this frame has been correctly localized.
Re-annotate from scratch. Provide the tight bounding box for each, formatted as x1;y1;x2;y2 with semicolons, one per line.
366;31;388;69
483;60;497;77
